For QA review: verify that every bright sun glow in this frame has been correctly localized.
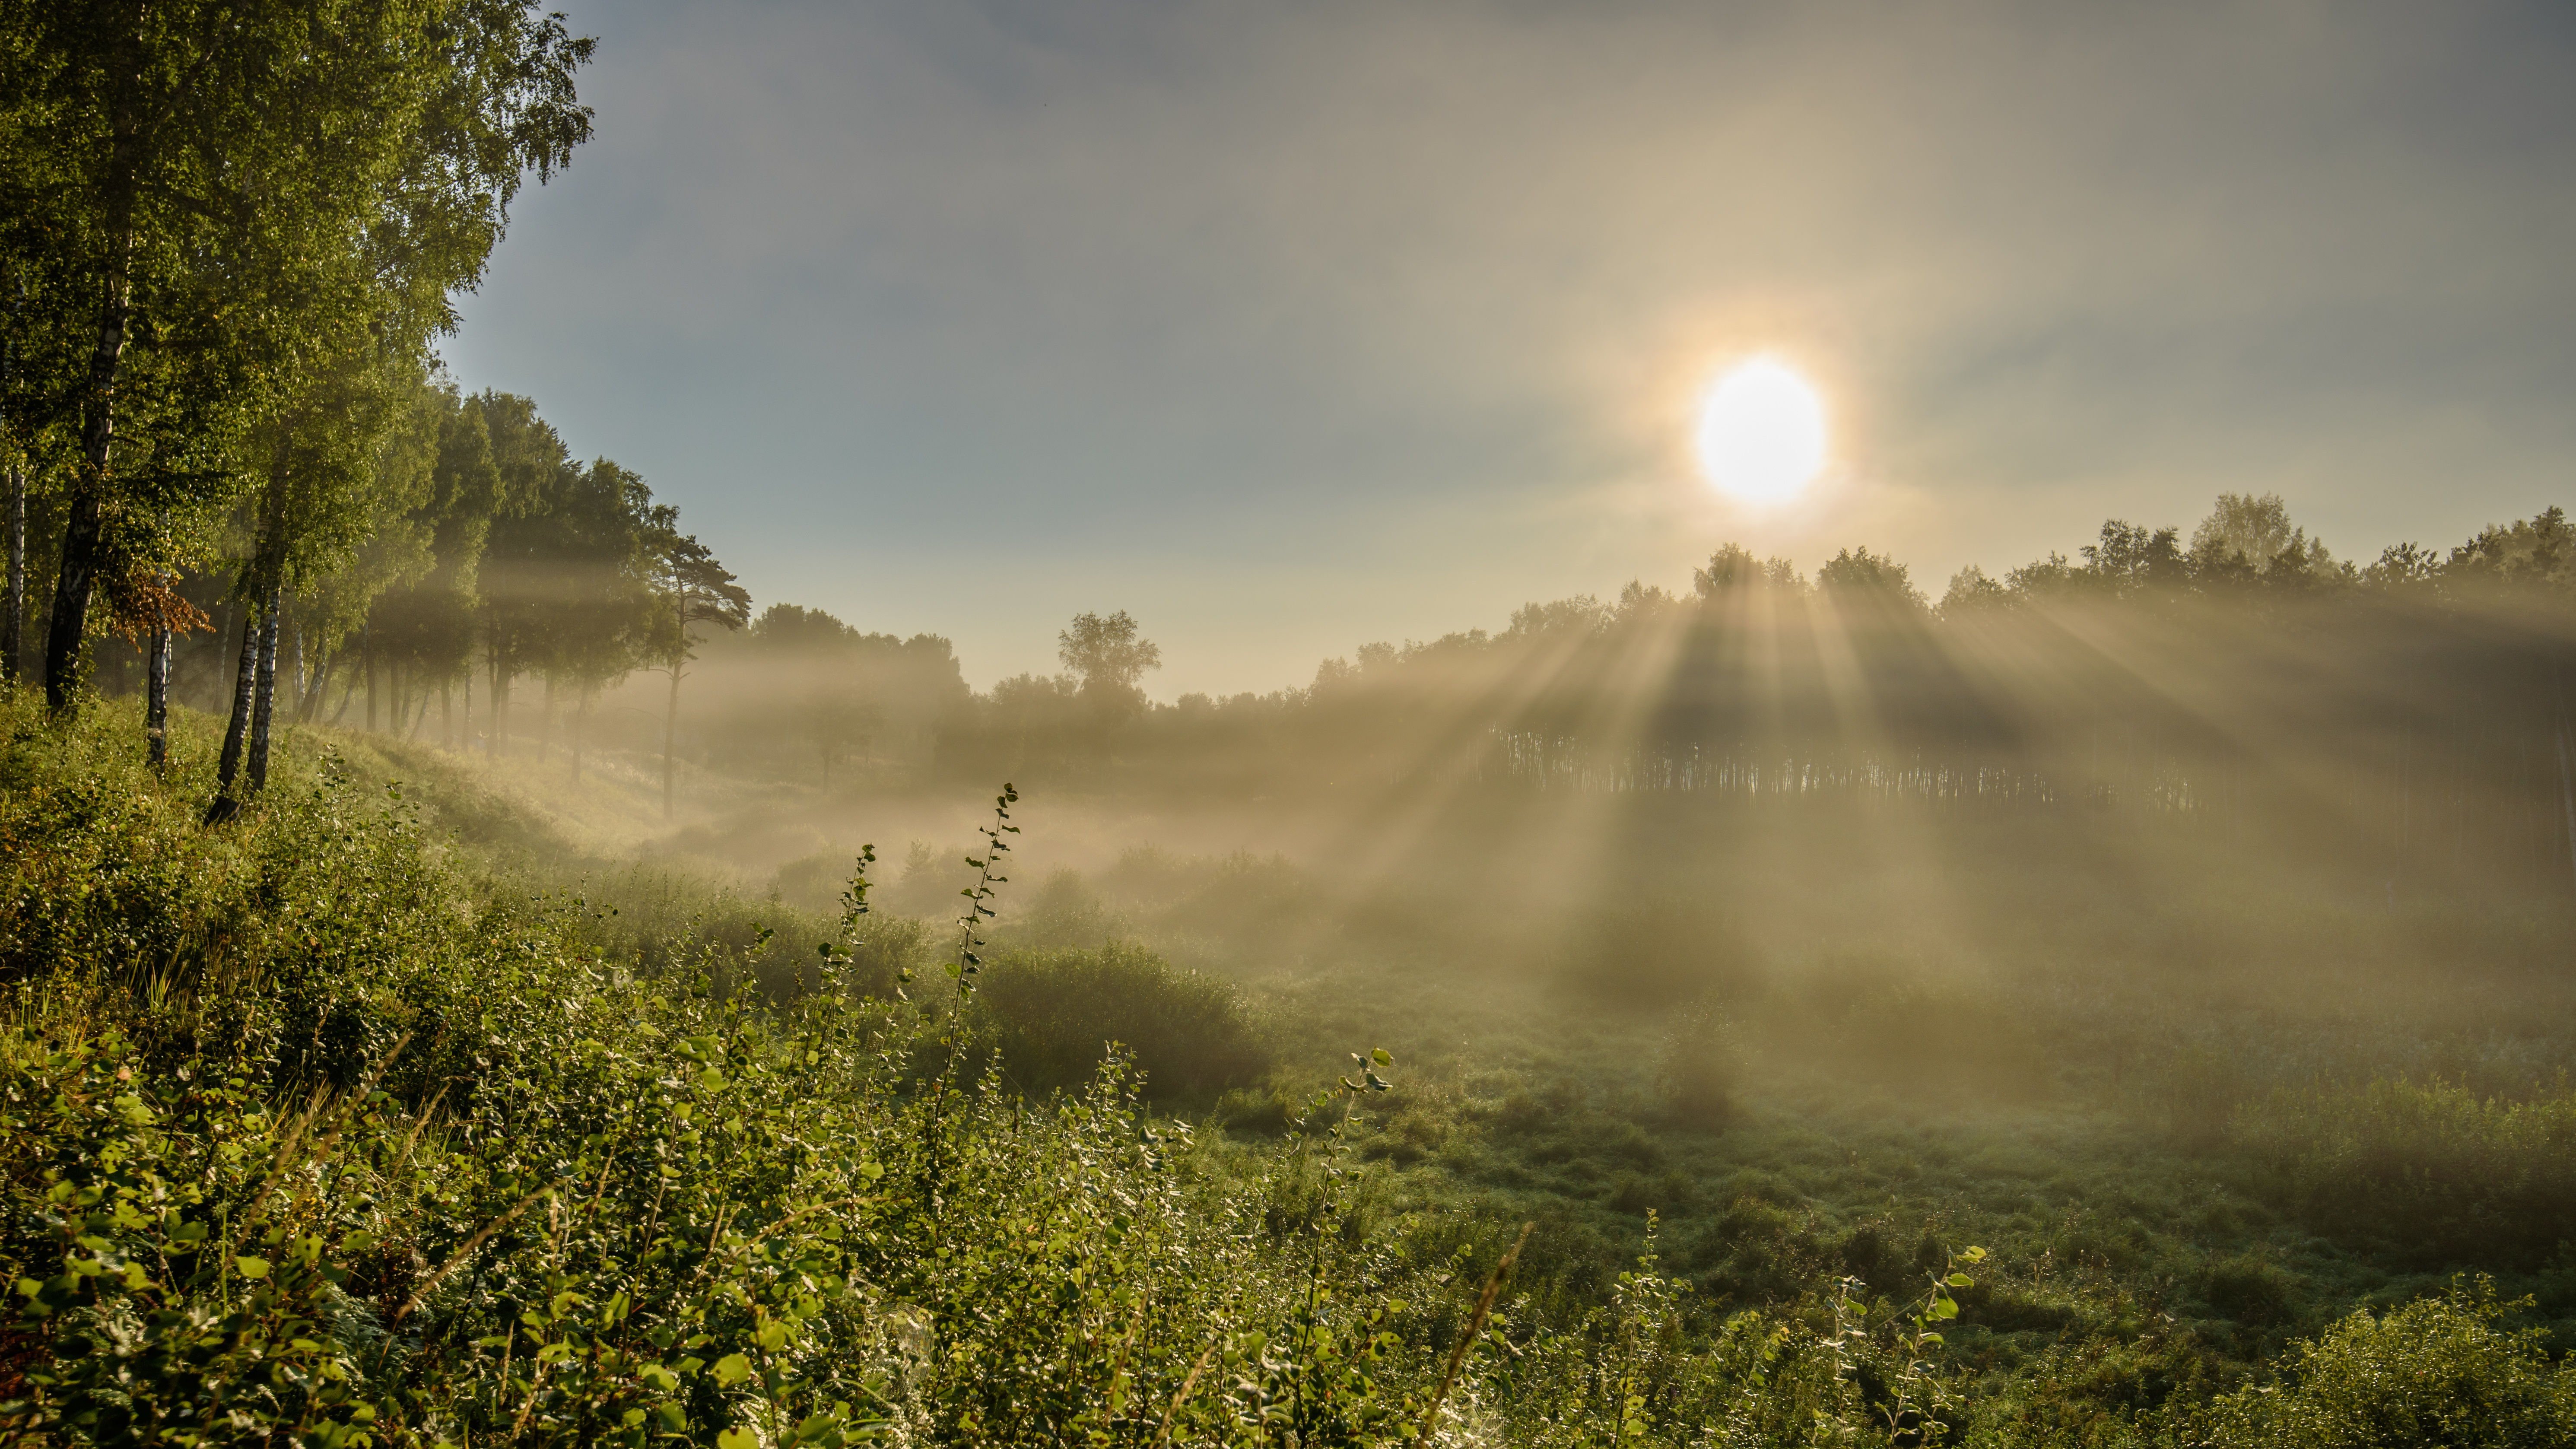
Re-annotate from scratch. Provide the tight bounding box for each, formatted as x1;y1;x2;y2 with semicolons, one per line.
1696;357;1828;504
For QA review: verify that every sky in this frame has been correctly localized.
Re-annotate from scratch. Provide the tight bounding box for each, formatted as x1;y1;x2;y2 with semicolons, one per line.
447;0;2576;698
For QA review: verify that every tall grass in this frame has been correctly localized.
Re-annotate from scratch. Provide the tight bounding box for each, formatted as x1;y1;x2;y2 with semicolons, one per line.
2230;1075;2576;1263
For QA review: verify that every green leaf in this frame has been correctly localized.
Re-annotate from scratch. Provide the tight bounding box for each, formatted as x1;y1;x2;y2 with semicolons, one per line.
712;1353;753;1387
718;1428;758;1449
1946;1272;1972;1287
233;1256;271;1280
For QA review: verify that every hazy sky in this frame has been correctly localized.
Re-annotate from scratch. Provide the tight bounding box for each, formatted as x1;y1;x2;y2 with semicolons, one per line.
448;0;2576;696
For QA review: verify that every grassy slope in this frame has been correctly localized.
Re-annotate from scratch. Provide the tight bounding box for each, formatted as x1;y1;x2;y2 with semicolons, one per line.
12;693;2574;1446
362;710;2576;1369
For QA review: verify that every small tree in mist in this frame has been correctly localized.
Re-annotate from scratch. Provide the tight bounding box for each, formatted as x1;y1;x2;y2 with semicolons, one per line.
533;461;665;777
1655;994;1739;1127
800;683;881;788
644;528;750;815
1058;609;1160;717
360;384;504;744
2084;518;2191;595
1938;564;2013;616
1693;542;1804;599
2190;491;2338;583
1816;546;1926;609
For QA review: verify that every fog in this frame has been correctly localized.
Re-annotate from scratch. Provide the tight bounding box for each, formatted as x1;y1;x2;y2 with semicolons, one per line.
70;489;2576;1348
370;498;2576;1148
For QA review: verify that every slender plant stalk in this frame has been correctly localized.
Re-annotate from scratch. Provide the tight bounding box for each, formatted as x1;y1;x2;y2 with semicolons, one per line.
394;1185;553;1325
1152;1340;1222;1448
1411;1220;1534;1449
923;784;1018;1204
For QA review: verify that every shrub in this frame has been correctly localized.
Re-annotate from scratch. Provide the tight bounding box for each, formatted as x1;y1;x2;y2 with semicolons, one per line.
2201;1254;2297;1327
2231;1075;2576;1263
0;704;1385;1445
974;941;1270;1103
2198;1283;2576;1447
1009;867;1116;947
1560;895;1759;1011
1140;851;1325;960
1655;995;1738;1126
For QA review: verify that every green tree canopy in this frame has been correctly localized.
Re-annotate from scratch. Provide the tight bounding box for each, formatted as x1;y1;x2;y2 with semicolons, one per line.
1058;609;1161;710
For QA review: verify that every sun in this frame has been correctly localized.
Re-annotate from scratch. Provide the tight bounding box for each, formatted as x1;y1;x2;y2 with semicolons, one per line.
1695;357;1828;504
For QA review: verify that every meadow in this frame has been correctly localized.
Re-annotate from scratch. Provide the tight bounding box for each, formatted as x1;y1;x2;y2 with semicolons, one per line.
13;4;2573;1441
6;689;2574;1446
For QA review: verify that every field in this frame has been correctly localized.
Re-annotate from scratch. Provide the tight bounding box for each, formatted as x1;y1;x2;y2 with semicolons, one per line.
8;689;2573;1446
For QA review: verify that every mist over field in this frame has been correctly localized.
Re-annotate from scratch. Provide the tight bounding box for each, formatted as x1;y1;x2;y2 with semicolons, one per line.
36;456;2576;1446
12;3;2576;1445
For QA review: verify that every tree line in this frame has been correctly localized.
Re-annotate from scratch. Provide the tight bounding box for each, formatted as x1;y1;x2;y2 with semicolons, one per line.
926;495;2576;888
0;3;772;814
248;471;2575;898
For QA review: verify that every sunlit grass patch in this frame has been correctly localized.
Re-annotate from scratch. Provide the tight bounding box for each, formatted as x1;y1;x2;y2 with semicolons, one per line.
2230;1074;2576;1264
2196;1282;2576;1447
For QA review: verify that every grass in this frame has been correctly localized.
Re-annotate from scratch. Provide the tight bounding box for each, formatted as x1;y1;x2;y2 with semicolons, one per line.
9;689;2576;1445
2231;1074;2576;1265
0;694;1924;1446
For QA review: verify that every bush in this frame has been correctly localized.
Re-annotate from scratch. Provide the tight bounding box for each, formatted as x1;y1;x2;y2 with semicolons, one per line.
1009;866;1116;947
2201;1254;2297;1327
1655;995;1738;1126
1137;851;1326;961
1560;895;1759;1011
975;941;1270;1103
2198;1283;2576;1447
0;702;1384;1445
2231;1076;2576;1263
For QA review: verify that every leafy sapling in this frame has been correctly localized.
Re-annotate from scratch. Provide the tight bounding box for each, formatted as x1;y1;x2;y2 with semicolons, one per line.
950;782;1020;1005
1832;1243;1988;1447
815;843;889;991
1272;1045;1399;1430
924;784;1020;1211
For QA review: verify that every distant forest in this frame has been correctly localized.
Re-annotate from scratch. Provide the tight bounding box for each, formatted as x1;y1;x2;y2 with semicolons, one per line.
10;359;2576;890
